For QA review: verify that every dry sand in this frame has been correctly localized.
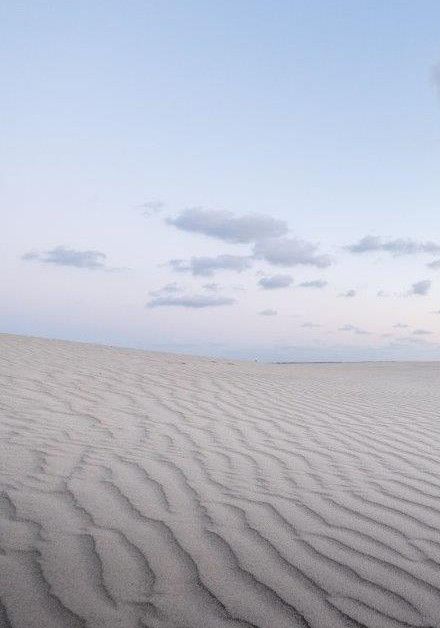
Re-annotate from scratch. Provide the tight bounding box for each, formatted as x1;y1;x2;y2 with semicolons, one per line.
1;334;440;627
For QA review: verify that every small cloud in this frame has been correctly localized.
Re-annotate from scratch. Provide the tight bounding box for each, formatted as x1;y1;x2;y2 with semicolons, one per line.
149;282;182;297
169;254;252;277
21;251;40;260
259;309;277;316
412;329;433;335
258;274;293;290
409;279;431;296
202;282;220;292
427;259;440;270
167;207;287;243
339;324;370;335
393;323;409;328
22;246;111;270
339;289;356;298
140;200;165;217
346;235;440;256
253;237;332;268
299;280;328;289
147;294;236;308
302;322;321;328
398;335;436;346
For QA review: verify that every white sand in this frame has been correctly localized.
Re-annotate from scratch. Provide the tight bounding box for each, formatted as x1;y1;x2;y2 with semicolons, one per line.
1;334;440;627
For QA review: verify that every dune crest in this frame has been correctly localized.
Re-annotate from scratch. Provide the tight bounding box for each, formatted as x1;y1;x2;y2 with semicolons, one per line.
1;334;440;627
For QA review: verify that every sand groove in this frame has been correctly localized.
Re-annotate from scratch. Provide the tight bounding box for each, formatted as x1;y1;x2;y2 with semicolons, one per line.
1;335;440;627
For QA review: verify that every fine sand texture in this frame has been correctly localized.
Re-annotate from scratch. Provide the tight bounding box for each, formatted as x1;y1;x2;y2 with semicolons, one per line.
1;335;440;628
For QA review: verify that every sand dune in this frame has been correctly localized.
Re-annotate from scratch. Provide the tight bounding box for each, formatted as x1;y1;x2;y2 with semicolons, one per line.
1;335;440;627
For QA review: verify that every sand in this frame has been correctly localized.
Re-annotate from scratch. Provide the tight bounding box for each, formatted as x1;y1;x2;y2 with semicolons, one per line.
1;334;440;627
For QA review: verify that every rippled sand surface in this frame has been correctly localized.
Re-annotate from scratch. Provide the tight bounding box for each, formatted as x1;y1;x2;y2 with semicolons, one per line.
1;334;440;627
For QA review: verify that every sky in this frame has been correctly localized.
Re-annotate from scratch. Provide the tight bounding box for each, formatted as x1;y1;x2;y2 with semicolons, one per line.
2;0;440;361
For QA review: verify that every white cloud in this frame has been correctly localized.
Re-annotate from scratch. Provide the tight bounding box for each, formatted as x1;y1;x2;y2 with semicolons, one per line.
347;235;440;256
169;255;252;277
339;289;356;298
167;207;287;243
147;294;236;308
22;246;110;270
258;274;293;289
299;279;327;289
253;237;332;268
409;280;431;296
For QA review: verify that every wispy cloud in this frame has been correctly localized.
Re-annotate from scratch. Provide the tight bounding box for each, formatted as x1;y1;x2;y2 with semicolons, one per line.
409;279;431;296
302;322;321;328
149;282;182;297
22;246;113;270
258;274;293;289
412;329;432;335
339;289;356;298
167;207;287;243
202;282;220;292
394;322;409;328
169;254;252;277
253;237;332;268
259;308;277;316
339;324;370;335
147;294;236;308
346;235;440;256
427;259;440;270
140;200;165;217
298;279;327;289
397;335;438;346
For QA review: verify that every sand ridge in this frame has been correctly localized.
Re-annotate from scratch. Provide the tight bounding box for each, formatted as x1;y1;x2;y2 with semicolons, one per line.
1;334;440;627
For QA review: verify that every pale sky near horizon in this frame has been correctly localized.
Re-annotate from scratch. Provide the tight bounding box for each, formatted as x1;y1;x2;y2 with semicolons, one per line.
3;1;440;360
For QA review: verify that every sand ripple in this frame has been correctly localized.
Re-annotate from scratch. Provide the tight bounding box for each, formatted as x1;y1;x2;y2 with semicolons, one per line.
1;334;440;627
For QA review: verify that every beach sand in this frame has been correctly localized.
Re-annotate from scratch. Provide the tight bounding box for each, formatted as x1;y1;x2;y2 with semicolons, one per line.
1;333;440;627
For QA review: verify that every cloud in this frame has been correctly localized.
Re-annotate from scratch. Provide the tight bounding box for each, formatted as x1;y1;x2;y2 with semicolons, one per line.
397;335;437;346
427;259;440;270
231;284;246;292
202;282;220;292
167;207;288;243
302;322;321;328
169;254;252;277
259;309;277;316
22;246;110;270
339;324;370;335
149;282;182;297
141;200;164;217
346;235;440;256
413;329;433;335
147;294;236;308
393;323;409;328
339;289;356;298
377;290;389;297
409;279;431;296
258;274;293;289
253;237;332;268
299;279;327;289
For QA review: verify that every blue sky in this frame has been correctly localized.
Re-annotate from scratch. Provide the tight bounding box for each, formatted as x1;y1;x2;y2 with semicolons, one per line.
2;1;440;360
